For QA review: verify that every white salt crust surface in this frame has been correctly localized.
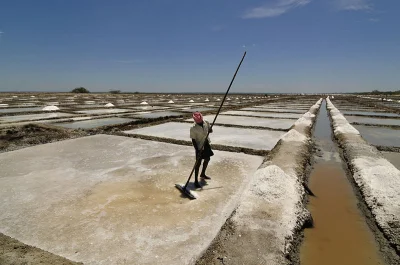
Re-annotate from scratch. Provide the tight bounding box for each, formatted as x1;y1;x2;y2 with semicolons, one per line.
0;112;75;123
222;110;301;119
212;98;321;264
185;115;295;130
327;98;400;250
74;109;132;115
125;122;285;151
0;135;263;265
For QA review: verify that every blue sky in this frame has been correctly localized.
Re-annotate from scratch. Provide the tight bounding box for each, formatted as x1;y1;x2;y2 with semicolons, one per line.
0;0;399;93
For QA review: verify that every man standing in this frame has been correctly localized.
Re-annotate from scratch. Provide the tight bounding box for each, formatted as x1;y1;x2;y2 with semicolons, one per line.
190;112;214;188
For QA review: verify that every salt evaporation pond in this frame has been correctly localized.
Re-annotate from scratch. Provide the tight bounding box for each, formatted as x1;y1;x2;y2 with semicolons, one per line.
129;106;170;111
56;117;136;129
189;115;294;130
125;122;285;150
381;152;400;170
346;116;400;126
251;107;308;113
0;135;263;265
75;109;133;115
132;111;184;119
0;107;43;113
342;111;400;117
223;110;301;119
354;125;400;147
0;113;75;123
180;107;216;113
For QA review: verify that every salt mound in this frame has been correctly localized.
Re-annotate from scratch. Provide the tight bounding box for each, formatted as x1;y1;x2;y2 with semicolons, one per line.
331;96;335;99
105;103;114;107
42;105;60;111
280;129;308;143
168;100;174;103
205;98;210;102
302;112;315;119
31;96;36;98
227;98;231;100
294;117;312;127
189;100;194;103
216;99;221;101
140;101;149;105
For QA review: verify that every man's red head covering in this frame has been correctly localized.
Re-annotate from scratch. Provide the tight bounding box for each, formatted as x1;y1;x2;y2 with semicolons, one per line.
192;112;203;123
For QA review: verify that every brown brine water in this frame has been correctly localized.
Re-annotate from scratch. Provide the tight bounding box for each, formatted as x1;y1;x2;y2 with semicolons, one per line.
300;100;385;265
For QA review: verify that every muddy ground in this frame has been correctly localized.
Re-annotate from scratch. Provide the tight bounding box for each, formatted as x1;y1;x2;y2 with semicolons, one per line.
0;123;88;153
0;233;82;265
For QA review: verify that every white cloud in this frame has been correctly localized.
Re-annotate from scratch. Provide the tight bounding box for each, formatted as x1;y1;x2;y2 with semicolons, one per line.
242;0;311;19
369;18;379;22
336;0;372;11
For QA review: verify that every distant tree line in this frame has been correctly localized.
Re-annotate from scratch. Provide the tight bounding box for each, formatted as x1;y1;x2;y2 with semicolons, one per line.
355;90;400;95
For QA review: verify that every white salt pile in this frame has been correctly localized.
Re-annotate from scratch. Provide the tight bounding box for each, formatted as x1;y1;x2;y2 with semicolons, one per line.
42;105;60;111
217;99;221;101
227;98;231;101
105;103;115;107
280;129;308;143
168;100;174;103
140;101;149;105
205;98;210;102
31;96;36;98
189;100;194;103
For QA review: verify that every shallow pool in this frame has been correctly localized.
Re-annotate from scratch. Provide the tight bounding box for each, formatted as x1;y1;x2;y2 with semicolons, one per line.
347;116;400;126
354;125;400;147
56;117;136;129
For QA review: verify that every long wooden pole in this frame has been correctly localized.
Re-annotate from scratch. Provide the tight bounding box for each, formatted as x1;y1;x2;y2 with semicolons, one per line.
183;51;247;189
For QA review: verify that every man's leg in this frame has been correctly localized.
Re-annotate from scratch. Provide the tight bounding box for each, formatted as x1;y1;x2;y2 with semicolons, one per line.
194;155;202;187
200;157;211;179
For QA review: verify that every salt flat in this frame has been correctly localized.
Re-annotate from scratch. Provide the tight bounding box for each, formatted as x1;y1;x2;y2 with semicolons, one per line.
354;125;400;147
0;112;75;123
74;109;133;115
0;135;263;265
55;117;136;129
187;114;295;130
250;107;308;113
346;116;400;126
223;110;301;119
132;111;184;119
125;122;285;150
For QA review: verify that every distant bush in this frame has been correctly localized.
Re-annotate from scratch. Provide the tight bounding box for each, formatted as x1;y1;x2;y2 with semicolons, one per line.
109;90;121;94
71;87;90;93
